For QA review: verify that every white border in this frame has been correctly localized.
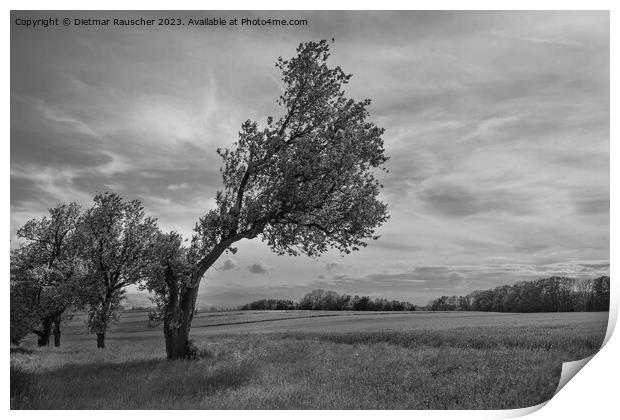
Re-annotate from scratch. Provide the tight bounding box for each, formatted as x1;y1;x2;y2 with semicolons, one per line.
4;2;616;419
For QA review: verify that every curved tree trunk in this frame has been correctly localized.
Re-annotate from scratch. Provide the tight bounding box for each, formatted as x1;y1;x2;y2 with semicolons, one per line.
162;241;239;360
164;284;199;360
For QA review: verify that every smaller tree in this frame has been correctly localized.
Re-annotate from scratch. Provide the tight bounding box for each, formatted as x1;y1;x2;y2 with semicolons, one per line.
12;202;83;347
10;247;40;345
79;193;158;348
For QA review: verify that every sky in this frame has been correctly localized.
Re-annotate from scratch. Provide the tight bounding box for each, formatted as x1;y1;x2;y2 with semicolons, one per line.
10;11;609;307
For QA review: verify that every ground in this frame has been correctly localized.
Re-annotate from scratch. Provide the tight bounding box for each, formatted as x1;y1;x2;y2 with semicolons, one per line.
10;310;609;409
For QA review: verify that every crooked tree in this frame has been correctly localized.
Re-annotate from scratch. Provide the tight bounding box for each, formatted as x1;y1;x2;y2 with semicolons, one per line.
145;40;389;359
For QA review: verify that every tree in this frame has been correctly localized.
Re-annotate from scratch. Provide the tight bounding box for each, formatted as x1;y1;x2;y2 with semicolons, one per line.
575;278;594;311
491;286;511;312
299;289;326;310
10;247;40;345
457;295;470;311
337;293;353;310
148;40;389;359
591;276;610;311
79;193;158;348
12;203;83;347
557;277;576;312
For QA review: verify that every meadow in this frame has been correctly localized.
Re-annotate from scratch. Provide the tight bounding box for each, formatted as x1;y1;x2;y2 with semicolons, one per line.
10;310;609;410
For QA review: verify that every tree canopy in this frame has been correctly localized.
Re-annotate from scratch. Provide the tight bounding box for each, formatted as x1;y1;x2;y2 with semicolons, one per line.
191;40;389;279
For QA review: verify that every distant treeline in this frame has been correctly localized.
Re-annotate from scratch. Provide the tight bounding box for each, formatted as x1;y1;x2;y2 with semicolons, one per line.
427;276;610;312
240;276;610;313
239;289;417;311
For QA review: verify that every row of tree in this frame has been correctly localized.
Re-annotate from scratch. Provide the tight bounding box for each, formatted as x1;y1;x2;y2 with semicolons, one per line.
426;276;610;312
239;289;417;311
10;40;391;359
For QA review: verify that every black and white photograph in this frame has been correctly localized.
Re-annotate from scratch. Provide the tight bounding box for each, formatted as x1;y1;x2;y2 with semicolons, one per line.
9;8;612;411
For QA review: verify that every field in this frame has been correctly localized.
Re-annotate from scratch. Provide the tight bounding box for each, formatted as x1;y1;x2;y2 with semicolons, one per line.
11;310;609;410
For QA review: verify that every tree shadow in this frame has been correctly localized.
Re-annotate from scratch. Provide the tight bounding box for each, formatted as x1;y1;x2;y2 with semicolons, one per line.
11;356;255;409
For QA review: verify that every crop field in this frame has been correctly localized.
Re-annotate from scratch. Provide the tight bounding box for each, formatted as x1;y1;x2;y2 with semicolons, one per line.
11;310;609;410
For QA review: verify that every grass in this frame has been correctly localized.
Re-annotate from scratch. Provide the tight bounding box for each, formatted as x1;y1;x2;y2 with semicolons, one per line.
10;311;609;409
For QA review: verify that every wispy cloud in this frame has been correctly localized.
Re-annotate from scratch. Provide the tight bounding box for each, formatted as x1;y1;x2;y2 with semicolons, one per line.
487;30;584;47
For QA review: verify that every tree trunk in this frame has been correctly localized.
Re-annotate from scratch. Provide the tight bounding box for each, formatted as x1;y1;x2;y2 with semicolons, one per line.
94;291;113;349
162;240;239;360
36;318;53;347
52;316;61;347
165;285;199;360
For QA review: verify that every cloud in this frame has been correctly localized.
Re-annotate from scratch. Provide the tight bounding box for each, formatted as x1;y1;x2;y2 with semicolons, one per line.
168;183;190;191
574;198;609;215
325;262;343;271
247;261;270;275
416;181;536;218
487;30;584;47
363;266;468;288
220;258;237;271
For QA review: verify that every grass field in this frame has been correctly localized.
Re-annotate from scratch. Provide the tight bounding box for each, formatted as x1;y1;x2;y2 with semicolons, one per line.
10;310;609;409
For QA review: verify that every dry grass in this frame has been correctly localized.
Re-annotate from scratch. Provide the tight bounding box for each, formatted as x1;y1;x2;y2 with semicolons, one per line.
10;311;608;409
